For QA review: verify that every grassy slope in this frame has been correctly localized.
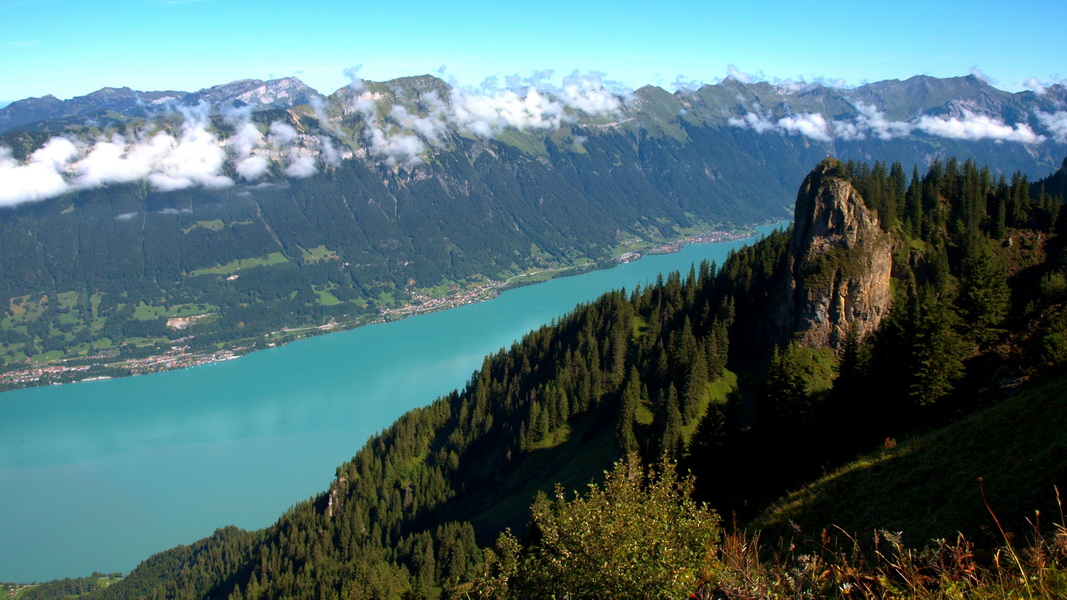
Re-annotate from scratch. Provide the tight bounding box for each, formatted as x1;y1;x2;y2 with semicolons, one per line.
755;370;1067;548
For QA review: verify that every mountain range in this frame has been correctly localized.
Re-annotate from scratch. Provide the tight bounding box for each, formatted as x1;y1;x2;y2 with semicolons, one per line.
1;72;1066;387
0;77;321;133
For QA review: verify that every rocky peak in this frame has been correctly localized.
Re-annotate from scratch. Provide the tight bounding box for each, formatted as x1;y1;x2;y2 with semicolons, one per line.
778;158;893;350
186;77;321;109
0;94;64;131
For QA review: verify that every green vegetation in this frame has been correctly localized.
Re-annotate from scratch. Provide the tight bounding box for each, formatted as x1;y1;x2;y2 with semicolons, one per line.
472;456;721;599
312;285;343;306
299;244;339;263
11;156;1067;599
190;252;289;276
6;83;1062;391
1;98;859;386
5;573;123;599
130;302;213;320
757;371;1067;545
182;219;224;234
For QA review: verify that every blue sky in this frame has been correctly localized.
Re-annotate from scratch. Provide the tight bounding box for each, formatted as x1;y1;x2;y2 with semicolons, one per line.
1;0;1064;103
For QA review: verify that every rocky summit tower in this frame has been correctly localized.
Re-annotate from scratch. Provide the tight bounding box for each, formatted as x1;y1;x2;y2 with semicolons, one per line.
778;158;893;350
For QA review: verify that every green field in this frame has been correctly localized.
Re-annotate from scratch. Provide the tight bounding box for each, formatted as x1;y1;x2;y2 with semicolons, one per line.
131;302;215;321
313;285;342;306
299;244;339;263
190;252;289;276
182;219;225;234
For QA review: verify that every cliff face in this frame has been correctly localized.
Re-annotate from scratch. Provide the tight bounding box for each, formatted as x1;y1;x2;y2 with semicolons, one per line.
779;159;893;350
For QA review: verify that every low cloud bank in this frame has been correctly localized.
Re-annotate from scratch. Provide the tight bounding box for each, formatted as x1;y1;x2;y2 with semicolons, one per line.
1036;111;1067;143
729;101;1052;145
343;67;626;165
0;69;629;205
3;66;1065;209
2;104;241;207
914;111;1044;144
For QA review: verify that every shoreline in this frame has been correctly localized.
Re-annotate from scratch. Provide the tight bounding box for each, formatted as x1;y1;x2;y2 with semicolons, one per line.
0;226;764;393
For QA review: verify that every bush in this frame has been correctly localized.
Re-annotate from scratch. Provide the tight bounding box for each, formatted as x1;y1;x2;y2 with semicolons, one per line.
474;455;721;599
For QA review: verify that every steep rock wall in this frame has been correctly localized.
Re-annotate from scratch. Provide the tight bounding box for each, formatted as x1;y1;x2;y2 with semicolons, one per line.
779;159;893;350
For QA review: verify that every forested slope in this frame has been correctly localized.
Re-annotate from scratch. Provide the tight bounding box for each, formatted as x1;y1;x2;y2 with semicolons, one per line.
64;156;1067;599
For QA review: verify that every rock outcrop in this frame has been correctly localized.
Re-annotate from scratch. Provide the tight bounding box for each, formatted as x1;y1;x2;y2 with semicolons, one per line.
779;158;893;350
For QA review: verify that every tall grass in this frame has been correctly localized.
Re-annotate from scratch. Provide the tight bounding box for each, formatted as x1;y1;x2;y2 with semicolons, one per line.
699;489;1067;599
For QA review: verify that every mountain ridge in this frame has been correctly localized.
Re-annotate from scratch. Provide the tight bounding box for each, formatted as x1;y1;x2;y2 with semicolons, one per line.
2;72;1065;389
4;72;1065;140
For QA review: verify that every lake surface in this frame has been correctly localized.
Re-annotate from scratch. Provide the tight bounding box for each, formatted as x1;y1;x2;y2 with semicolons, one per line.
0;225;778;582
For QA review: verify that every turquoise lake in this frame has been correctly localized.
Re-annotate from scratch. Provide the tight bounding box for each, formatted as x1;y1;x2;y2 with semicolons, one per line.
0;225;778;582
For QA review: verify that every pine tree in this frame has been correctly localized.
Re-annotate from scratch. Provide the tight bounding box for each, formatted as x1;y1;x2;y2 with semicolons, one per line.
909;297;970;405
661;384;683;457
957;237;1010;347
616;368;642;455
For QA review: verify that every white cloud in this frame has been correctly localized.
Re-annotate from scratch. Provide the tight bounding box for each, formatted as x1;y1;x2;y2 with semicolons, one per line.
231;122;263;159
268;121;299;147
309;95;340;135
1;105;246;206
346;86;431;165
969;66;995;85
284;153;317;178
830;119;865;141
851;103;913;140
390;102;448;145
76;104;234;192
915;110;1045;144
671;75;705;92
450;85;564;136
1036;111;1067;143
221;107;270;180
727;105;836;142
144;110;234;191
1024;77;1048;96
727;107;777;134
0;67;633;204
441;70;627;139
726;65;753;84
773;80;813;94
366;128;425;166
319;136;341;166
777;113;833;142
727;101;1047;146
236;155;271;181
0;140;77;206
74;133;172;187
344;64;365;93
115;211;138;221
558;71;625;115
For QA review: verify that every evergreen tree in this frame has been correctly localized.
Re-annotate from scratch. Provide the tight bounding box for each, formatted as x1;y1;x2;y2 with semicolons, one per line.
957;236;1010;346
909;297;970;405
661;384;683;458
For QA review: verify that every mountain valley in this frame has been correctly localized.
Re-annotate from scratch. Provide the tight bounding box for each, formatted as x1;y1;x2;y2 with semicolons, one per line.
2;73;1066;389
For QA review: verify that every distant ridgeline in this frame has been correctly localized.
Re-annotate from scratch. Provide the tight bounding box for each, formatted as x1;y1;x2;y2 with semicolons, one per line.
1;73;1066;383
61;156;1066;599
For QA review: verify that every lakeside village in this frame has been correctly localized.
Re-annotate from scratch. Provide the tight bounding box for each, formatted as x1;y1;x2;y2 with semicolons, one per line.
0;345;241;389
0;229;753;390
